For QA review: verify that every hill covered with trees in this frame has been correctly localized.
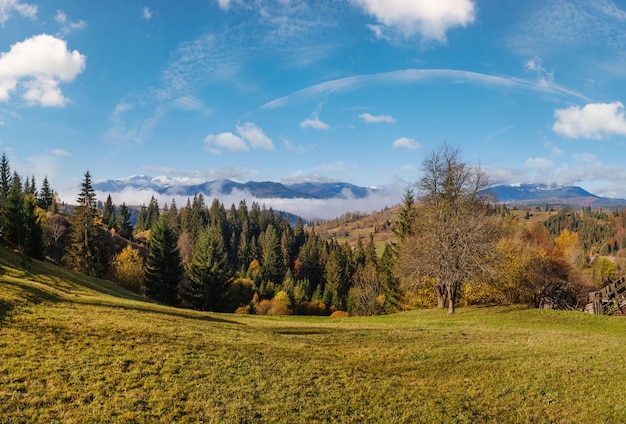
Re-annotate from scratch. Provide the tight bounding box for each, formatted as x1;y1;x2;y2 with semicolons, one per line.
3;146;626;316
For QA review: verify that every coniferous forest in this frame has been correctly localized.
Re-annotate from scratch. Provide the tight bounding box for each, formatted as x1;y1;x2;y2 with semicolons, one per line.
4;147;626;315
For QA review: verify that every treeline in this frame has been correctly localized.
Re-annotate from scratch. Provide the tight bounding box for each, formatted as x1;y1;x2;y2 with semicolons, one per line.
391;145;610;313
544;207;617;255
130;190;400;315
9;144;624;315
0;154;54;260
1;157;401;316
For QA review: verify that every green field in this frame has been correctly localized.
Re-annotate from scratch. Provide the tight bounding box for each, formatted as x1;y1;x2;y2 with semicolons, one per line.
1;247;625;423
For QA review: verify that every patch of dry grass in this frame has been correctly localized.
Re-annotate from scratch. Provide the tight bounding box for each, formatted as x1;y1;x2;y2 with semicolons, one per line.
1;248;625;423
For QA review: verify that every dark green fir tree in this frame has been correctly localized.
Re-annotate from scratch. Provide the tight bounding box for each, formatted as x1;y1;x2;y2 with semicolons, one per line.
144;216;183;305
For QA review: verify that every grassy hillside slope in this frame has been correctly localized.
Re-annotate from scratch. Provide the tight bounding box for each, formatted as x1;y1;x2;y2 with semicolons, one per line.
1;247;625;423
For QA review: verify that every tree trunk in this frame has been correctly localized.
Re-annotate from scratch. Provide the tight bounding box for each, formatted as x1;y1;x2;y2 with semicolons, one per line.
448;296;455;314
436;282;446;308
447;282;457;314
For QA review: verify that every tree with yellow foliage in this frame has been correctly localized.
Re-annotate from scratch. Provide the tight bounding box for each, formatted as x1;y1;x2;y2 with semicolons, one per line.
113;245;144;293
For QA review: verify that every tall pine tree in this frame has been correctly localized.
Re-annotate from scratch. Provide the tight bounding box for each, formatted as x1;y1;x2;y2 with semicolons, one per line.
38;175;54;211
23;193;44;259
0;153;11;205
4;172;23;248
102;194;115;230
144;215;183;305
115;203;133;240
180;226;231;311
64;171;109;277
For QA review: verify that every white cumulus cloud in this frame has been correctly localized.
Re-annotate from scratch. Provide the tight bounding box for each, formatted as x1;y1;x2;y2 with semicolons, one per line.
142;7;153;20
553;101;626;139
236;122;274;150
392;137;420;149
0;34;86;107
0;0;36;25
359;112;396;124
205;132;249;153
351;0;476;41
205;122;274;153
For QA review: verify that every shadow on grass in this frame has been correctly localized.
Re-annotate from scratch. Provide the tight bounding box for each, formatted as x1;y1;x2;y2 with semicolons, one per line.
0;276;240;327
74;299;242;326
0;278;62;327
0;299;14;327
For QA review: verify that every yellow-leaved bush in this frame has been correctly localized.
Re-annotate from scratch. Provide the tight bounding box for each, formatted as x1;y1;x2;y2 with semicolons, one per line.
112;245;144;293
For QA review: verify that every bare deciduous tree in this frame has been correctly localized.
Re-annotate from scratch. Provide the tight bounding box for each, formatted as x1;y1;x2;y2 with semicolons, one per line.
348;262;384;316
397;144;501;313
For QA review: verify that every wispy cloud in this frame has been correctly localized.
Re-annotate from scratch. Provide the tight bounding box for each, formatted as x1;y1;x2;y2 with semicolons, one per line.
283;138;310;153
315;161;357;174
141;165;249;182
262;68;588;109
142;7;153;20
105;102;165;143
545;141;563;157
359;112;395;124
510;0;626;57
300;102;329;130
483;124;514;143
217;0;235;10
300;118;329;130
171;95;209;112
524;157;555;171
0;0;37;26
55;10;86;37
49;148;71;157
105;2;338;143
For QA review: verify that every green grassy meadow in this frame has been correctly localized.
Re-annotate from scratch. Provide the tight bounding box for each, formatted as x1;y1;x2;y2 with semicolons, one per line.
1;247;626;423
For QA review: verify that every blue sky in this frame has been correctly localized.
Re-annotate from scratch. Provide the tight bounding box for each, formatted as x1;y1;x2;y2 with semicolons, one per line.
3;0;626;215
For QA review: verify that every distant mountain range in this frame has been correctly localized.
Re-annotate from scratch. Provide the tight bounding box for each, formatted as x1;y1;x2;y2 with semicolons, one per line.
93;177;626;209
486;184;626;208
93;175;375;200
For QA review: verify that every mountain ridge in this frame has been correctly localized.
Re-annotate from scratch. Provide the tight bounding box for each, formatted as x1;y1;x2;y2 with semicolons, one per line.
93;177;626;209
486;183;626;207
93;176;376;200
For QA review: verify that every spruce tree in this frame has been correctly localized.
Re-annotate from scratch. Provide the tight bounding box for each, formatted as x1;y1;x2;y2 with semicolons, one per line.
23;193;44;259
27;175;36;197
115;203;133;240
38;176;54;211
180;226;231;311
4;172;23;248
102;194;115;229
135;205;148;232
394;185;416;242
260;224;284;284
64;171;109;277
0;154;11;232
146;196;160;230
379;244;401;313
168;198;180;234
144;216;183;305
